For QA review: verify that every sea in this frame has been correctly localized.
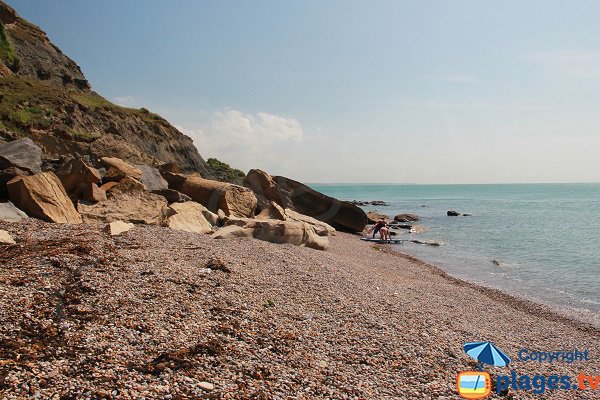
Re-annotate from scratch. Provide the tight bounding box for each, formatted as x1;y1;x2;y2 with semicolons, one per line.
310;183;600;327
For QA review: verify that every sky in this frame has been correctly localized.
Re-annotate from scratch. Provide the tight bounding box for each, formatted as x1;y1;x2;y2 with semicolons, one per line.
8;0;600;183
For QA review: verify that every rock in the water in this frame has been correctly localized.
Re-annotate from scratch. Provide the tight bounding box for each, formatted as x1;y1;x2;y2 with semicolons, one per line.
215;217;329;250
411;239;442;246
447;210;460;216
371;200;388;206
0;201;28;222
164;172;256;218
367;211;389;224
137;164;168;191
78;186;167;225
57;158;102;203
100;157;142;181
0;138;42;174
104;220;134;236
0;229;16;244
163;201;213;234
7;172;82;224
244;169;367;232
394;214;420;222
151;188;191;204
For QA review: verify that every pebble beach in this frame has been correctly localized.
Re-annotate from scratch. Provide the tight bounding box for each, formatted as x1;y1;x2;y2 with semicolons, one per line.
1;219;599;399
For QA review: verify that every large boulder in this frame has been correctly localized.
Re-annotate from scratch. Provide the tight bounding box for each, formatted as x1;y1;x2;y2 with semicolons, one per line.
394;214;420;222
213;218;329;251
7;172;82;224
0;201;28;222
283;208;336;237
255;201;335;236
100;157;142;181
77;179;167;225
244;169;367;232
162;202;213;234
163;172;256;218
0;138;42;174
137;164;168;191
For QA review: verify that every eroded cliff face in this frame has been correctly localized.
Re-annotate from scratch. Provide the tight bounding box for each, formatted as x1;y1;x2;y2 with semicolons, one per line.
0;1;213;177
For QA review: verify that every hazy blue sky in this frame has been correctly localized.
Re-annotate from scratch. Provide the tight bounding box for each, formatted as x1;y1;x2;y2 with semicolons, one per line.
9;0;600;183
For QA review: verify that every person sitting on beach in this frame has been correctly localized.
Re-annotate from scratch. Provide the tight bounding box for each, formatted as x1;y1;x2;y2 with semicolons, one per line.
368;218;387;239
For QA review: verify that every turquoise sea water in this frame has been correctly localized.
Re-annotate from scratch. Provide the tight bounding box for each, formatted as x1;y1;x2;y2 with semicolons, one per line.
310;183;600;326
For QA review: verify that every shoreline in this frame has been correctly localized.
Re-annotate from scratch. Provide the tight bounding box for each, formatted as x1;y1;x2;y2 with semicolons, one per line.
1;220;599;399
386;246;600;335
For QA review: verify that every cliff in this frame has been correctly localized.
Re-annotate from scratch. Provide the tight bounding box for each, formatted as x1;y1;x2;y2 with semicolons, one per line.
0;1;213;176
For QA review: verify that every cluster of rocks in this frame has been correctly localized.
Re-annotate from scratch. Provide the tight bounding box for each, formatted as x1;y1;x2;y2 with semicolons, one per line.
351;200;388;206
0;138;368;251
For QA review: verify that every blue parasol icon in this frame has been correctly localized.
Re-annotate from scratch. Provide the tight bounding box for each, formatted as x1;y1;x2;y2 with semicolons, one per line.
463;341;511;367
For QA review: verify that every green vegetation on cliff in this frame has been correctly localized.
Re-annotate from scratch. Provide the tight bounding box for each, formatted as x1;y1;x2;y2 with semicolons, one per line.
0;22;18;71
206;158;245;185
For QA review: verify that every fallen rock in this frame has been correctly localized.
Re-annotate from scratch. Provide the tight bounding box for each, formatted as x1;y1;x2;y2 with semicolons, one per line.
367;211;389;224
78;188;167;225
447;210;460;216
244;169;367;232
215;217;329;250
99;181;119;192
162;201;212;234
100;157;142;181
0;138;42;174
81;183;107;203
0;166;28;199
394;214;420;222
0;229;16;244
256;201;335;236
151;188;191;204
57;158;102;203
108;176;146;193
256;201;286;220
7;172;82;224
137;164;168;191
0;201;28;222
164;173;256;218
284;208;336;237
104;220;134;236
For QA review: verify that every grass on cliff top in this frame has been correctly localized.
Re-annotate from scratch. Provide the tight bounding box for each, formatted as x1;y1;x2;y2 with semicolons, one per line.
0;76;168;138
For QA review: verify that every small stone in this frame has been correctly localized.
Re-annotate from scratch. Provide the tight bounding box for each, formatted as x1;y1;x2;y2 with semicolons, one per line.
0;229;16;244
198;381;214;391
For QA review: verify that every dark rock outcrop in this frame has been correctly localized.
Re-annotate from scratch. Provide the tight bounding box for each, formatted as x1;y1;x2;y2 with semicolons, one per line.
0;138;42;173
447;210;460;216
244;169;367;232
